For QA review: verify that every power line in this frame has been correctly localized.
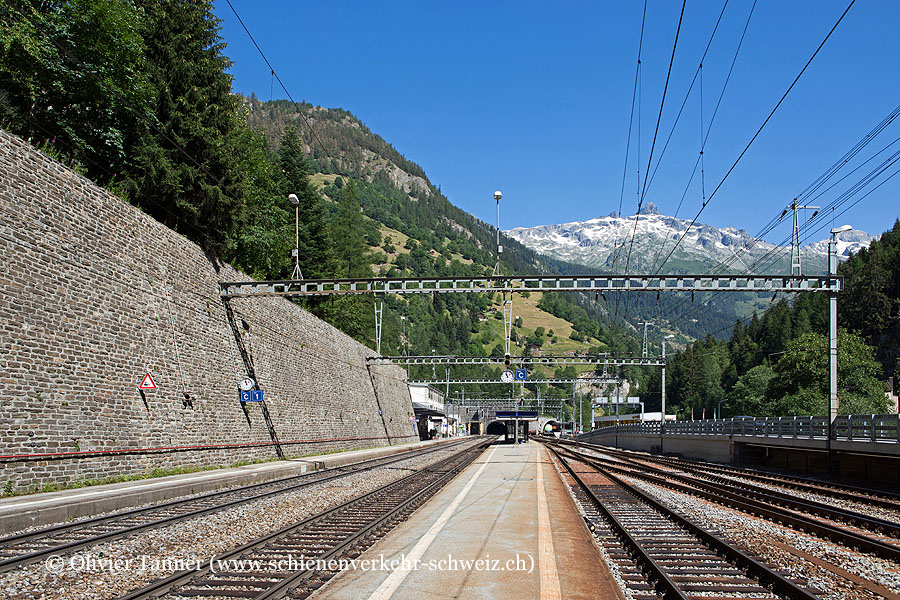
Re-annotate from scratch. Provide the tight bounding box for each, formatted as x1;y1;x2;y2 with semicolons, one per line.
652;0;857;277
647;0;755;274
660;109;899;330
642;0;732;200
611;0;648;320
224;0;331;159
623;0;688;278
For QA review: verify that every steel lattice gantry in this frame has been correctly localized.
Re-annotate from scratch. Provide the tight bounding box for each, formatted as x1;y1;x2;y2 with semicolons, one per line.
220;273;841;298
449;399;566;406
367;355;664;367
407;377;621;385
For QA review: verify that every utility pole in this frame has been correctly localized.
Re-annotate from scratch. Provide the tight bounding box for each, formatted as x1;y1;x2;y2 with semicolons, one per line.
827;225;851;474
781;198;819;276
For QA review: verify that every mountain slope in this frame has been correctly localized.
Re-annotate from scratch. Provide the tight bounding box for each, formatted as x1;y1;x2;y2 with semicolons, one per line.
506;202;874;275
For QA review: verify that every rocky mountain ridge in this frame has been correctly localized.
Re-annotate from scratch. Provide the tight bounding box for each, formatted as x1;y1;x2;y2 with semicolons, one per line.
506;202;874;275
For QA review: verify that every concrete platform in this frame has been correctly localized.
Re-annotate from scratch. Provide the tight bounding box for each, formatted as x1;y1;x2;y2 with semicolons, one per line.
0;438;451;534
316;440;622;600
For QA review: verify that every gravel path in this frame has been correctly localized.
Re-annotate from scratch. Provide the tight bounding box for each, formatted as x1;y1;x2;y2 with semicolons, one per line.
0;442;479;600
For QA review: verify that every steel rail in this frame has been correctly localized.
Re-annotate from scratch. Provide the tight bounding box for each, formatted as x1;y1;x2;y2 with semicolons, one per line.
561;443;900;562
547;446;689;600
549;443;821;600
117;440;489;600
597;444;900;509
571;443;900;539
0;438;471;574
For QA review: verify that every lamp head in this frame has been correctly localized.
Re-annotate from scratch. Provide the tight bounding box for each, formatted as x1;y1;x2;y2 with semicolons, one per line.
288;193;299;205
830;224;852;235
493;190;502;201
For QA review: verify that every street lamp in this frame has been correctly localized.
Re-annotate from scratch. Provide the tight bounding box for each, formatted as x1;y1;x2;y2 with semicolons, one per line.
493;190;502;276
827;224;851;473
399;315;408;376
288;193;302;280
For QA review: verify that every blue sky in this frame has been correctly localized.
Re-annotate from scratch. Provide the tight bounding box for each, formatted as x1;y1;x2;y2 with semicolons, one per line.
215;1;900;242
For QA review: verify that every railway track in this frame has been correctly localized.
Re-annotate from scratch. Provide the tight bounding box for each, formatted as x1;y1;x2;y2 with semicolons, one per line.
556;441;900;563
578;441;900;512
117;439;490;600
0;438;474;574
547;443;819;600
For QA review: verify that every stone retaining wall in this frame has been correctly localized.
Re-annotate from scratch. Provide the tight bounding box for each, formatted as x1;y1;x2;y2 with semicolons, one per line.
0;130;417;492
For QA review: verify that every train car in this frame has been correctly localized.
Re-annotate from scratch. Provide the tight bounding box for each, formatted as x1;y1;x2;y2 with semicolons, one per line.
542;420;562;438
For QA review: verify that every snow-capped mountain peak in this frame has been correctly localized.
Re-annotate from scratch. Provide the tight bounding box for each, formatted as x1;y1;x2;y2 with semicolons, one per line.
505;208;873;274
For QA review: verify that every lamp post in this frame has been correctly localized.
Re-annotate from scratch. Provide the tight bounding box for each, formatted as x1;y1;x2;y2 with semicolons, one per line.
493;190;502;276
661;334;674;454
400;315;407;376
288;194;302;280
827;224;851;474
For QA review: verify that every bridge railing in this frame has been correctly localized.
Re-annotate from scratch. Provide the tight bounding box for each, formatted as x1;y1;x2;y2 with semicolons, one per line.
587;414;900;443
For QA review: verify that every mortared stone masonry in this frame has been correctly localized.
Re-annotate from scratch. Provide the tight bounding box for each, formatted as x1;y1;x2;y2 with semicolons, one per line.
0;129;417;493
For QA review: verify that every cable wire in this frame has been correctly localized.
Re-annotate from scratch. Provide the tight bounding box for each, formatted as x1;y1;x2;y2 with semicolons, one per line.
652;0;856;277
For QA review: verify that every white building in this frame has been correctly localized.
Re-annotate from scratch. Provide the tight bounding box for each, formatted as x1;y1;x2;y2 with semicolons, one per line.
408;383;444;412
408;384;457;438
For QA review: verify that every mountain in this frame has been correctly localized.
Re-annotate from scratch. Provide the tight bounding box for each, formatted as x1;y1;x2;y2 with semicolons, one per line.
506;202;874;275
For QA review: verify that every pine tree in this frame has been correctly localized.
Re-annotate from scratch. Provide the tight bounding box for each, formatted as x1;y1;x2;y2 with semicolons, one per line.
126;0;243;253
331;180;372;277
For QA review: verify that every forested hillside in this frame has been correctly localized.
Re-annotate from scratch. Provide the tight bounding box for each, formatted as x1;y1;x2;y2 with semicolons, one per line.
10;1;886;422
0;0;643;421
657;220;900;419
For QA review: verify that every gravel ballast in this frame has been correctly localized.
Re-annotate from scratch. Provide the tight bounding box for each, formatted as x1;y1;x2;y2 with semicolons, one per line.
1;442;480;600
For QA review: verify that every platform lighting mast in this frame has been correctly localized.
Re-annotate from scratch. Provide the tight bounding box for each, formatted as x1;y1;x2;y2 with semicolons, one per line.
288;194;302;280
493;190;502;276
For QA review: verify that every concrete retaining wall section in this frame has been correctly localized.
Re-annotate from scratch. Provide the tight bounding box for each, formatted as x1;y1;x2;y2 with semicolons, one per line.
0;129;417;492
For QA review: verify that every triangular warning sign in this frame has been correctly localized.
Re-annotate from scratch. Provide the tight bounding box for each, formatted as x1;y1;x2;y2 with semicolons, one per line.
139;373;157;390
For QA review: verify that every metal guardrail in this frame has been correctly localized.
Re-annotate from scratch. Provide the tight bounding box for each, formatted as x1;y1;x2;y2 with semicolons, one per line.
588;414;900;443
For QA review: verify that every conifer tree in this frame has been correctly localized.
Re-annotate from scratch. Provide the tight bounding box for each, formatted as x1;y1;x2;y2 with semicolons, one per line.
127;0;242;253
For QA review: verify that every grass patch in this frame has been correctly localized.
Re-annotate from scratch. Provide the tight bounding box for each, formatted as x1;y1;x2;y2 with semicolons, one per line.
2;445;393;497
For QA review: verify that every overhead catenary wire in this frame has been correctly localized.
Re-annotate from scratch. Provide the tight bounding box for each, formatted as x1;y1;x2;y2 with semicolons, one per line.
611;0;649;319
658;105;900;330
225;0;331;159
623;0;688;279
652;0;857;278
664;152;899;333
646;0;756;275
